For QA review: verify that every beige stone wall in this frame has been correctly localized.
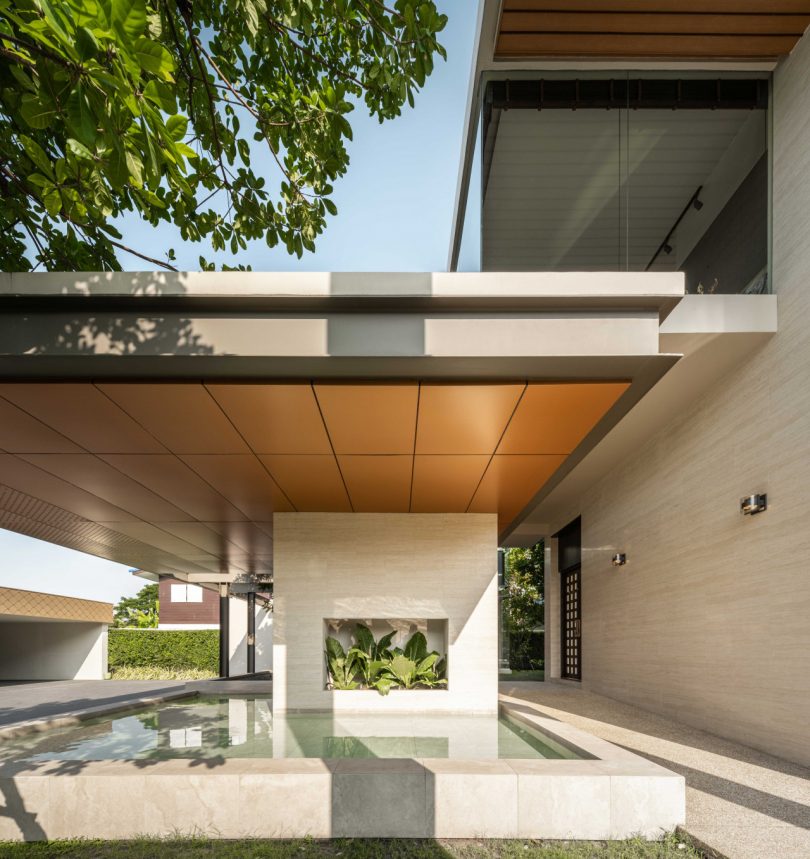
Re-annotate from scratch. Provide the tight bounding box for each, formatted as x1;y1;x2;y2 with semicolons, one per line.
273;513;498;714
543;40;810;767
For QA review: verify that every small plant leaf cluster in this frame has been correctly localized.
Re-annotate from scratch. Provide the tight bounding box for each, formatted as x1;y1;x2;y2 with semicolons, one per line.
112;582;159;628
0;0;447;270
325;623;446;696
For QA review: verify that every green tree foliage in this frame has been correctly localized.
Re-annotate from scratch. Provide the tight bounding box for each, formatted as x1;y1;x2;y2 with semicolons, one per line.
503;543;544;668
0;0;447;270
112;582;158;627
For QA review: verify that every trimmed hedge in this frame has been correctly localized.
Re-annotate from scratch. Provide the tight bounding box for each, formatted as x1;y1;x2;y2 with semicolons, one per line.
108;628;219;672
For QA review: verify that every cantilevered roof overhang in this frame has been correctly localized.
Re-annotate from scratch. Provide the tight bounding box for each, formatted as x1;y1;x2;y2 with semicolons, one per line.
0;271;682;579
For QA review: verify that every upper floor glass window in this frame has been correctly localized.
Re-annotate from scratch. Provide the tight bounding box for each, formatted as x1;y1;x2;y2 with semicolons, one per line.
478;73;769;294
169;583;204;603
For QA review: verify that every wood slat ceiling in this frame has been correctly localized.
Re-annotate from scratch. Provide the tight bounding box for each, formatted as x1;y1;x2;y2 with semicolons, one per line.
497;1;810;59
0;381;629;575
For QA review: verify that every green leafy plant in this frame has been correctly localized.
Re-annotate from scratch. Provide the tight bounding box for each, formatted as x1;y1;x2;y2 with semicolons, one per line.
324;635;360;690
325;624;447;696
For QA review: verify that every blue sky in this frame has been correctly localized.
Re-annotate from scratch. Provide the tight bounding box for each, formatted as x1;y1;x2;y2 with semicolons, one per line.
0;1;478;605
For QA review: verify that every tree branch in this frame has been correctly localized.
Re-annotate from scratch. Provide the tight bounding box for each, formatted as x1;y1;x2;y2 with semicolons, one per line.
107;238;179;270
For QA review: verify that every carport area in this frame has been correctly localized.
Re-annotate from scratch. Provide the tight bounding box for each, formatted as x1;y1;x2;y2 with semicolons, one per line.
0;587;111;681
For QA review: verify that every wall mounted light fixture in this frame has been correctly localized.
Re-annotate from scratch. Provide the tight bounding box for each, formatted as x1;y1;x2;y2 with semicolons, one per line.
611;553;627;567
740;494;767;516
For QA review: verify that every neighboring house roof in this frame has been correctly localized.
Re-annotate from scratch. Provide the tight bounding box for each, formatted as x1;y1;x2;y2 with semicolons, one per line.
0;586;113;624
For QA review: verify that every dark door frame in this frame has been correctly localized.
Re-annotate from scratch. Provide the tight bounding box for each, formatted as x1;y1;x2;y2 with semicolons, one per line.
555;517;582;682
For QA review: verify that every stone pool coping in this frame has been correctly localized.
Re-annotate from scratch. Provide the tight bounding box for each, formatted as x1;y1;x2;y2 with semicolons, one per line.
0;698;685;841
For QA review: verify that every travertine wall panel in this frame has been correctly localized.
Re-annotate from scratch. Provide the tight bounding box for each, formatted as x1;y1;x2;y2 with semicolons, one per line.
273;513;498;713
544;36;810;766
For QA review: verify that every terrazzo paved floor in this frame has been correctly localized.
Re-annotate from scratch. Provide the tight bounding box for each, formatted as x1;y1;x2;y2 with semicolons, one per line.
501;681;810;859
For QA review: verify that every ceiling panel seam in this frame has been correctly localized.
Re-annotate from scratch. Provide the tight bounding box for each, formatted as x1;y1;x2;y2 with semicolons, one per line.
464;381;529;513
201;381;298;513
407;382;422;513
93;382;276;533
310;381;355;513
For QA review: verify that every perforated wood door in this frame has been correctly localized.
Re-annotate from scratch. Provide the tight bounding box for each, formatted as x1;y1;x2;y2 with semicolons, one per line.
561;565;581;681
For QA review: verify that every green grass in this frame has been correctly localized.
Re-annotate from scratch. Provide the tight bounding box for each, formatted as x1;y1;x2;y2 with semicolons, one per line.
0;834;704;859
107;666;217;681
503;670;545;682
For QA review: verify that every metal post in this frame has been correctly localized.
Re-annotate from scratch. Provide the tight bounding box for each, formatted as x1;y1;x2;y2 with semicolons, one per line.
247;591;256;674
219;583;229;678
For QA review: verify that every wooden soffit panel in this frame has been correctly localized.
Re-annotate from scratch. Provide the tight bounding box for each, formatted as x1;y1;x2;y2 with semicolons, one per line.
496;1;810;60
0;379;632;573
314;383;419;455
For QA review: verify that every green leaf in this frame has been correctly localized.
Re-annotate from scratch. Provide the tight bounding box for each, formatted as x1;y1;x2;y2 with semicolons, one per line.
354;624;375;656
37;0;72;42
106;145;130;188
66;138;95;161
20;94;56;129
43;188;62;217
20;135;54;177
143;80;176;113
111;0;147;40
75;26;100;60
403;631;428;662
133;37;174;76
173;142;198;160
125;149;144;187
165;114;188;142
417;652;438;674
325;636;346;663
66;85;97;146
373;677;396;696
27;173;53;188
9;62;37;93
386;654;417;688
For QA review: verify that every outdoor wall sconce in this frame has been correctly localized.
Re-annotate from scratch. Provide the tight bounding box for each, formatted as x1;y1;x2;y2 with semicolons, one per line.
611;553;627;567
740;494;767;516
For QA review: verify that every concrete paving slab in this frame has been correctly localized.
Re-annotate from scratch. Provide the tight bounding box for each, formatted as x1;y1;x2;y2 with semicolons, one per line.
501;681;810;859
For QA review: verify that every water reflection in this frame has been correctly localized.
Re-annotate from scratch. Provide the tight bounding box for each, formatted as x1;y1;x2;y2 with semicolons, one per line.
0;697;581;763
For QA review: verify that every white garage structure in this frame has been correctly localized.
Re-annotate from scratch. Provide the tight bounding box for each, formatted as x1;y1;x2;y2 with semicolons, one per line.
0;586;111;680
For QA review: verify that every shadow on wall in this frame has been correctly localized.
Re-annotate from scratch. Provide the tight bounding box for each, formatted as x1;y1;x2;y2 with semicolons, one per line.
0;779;46;840
0;270;449;361
1;271;215;358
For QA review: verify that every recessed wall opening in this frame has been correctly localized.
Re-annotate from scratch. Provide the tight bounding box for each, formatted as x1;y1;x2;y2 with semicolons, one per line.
481;72;770;294
323;618;449;692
